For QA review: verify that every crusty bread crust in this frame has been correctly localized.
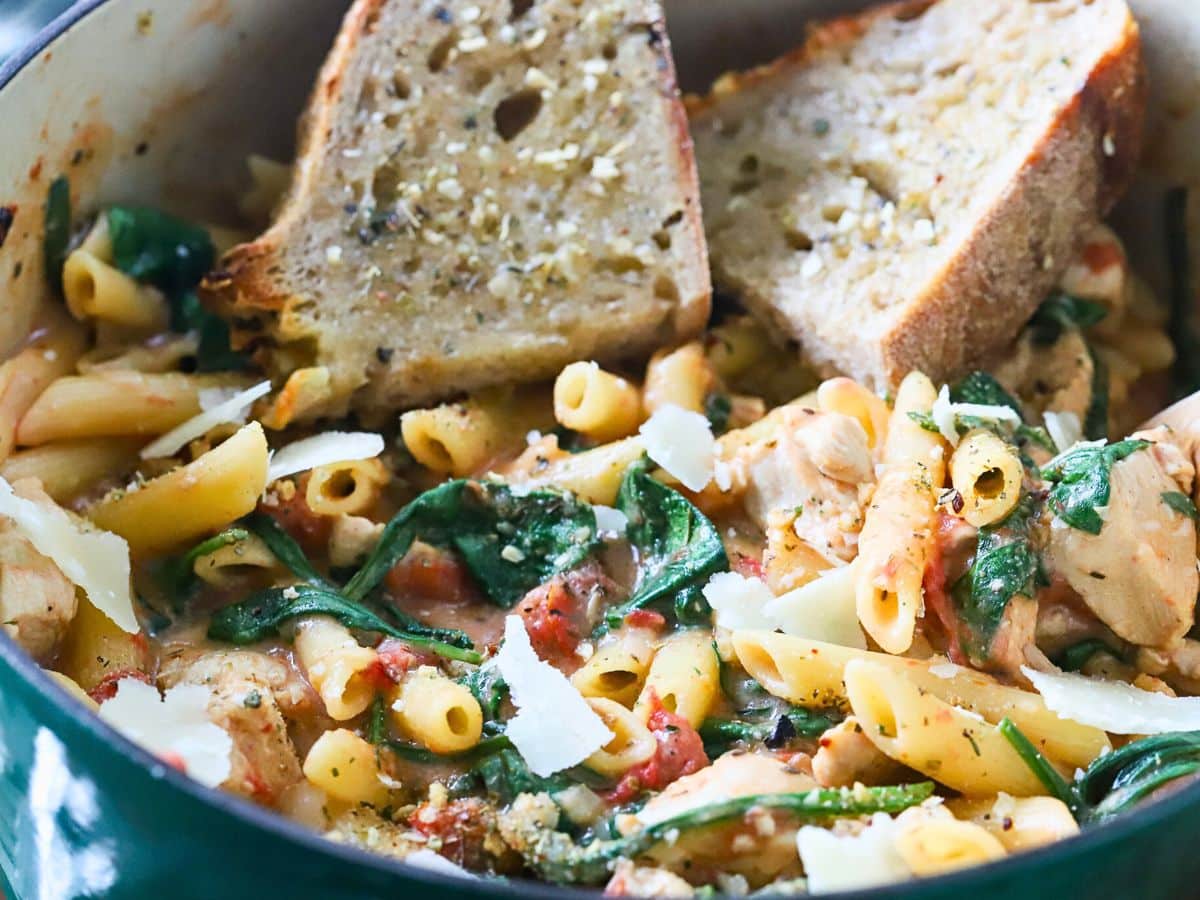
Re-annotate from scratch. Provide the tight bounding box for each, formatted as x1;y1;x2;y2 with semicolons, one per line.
688;0;1145;391
205;0;710;418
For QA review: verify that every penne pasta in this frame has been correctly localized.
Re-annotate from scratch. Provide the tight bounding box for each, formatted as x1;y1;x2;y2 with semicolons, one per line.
504;435;645;505
844;659;1048;796
583;698;657;777
949;428;1023;527
62;249;169;331
17;371;246;445
391;666;484;754
571;630;657;707
0;437;143;503
553;361;642;442
88;422;269;555
634;630;719;728
643;343;715;415
302;729;390;806
305;457;388;517
730;630;1110;768
816;376;890;450
855;371;945;654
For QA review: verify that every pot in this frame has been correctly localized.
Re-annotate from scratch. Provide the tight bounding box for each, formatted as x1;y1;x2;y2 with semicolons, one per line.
1;1;1198;897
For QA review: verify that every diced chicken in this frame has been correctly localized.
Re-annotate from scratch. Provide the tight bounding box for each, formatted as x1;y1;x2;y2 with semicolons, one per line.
0;479;78;662
159;647;315;716
605;861;695;897
159;648;307;806
1046;447;1198;648
740;408;872;566
812;717;906;788
325;807;425;858
1137;640;1200;695
993;328;1093;425
634;752;814;886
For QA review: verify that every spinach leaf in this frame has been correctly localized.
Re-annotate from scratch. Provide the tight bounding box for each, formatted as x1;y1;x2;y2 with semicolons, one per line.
387;734;513;766
1056;639;1120;673
1166;188;1200;400
907;411;942;434
951;499;1042;661
207;583;481;663
1041;439;1150;534
106;206;215;295
462;662;509;727
473;748;581;805
43;176;71;295
1162;491;1199;521
344;479;598;609
507;783;935;885
699;708;836;757
1029;293;1109;344
241;512;328;586
382;605;475;651
367;694;389;745
602;460;727;630
1002;718;1200;826
171;292;246;372
704;392;733;435
157;527;250;606
950;371;1023;411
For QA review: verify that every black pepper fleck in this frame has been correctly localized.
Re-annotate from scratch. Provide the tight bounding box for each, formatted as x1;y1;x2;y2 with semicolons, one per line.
0;206;14;249
376;346;394;364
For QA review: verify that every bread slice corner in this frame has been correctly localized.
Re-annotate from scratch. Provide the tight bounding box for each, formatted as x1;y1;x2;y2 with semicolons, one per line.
688;0;1145;391
205;0;710;419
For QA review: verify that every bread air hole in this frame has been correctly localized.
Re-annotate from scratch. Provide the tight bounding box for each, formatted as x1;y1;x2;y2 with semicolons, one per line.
654;274;679;302
494;89;543;140
427;31;457;72
391;72;411;100
784;227;813;252
510;0;533;19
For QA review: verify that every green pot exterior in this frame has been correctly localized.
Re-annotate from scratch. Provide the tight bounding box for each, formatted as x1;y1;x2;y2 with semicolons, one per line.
3;632;1200;900
2;1;1200;898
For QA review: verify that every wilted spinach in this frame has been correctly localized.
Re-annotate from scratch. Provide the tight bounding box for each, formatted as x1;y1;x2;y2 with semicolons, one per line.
1041;439;1150;534
601;460;728;630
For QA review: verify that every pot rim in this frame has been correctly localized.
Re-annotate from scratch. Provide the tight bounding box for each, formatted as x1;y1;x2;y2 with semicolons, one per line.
1;1;1198;897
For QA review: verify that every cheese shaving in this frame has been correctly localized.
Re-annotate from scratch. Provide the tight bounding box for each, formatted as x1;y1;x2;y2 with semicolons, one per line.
141;380;272;459
267;431;385;482
98;679;233;788
764;562;867;650
931;384;1023;447
494;616;612;776
638;404;715;492
797;813;912;894
1042;410;1082;453
703;571;776;631
0;476;135;632
592;505;628;539
1022;666;1200;734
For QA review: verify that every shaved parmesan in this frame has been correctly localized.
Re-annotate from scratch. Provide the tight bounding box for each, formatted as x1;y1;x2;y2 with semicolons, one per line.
494;616;612;776
797;814;911;894
638;404;714;492
765;562;867;650
1022;666;1200;734
98;679;232;788
0;476;135;632
141;380;272;459
267;431;385;482
1042;410;1082;453
404;849;478;879
593;505;628;539
931;384;1023;447
703;571;775;631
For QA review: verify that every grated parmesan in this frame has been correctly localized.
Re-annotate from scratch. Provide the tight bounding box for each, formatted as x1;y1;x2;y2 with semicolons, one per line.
797;813;912;894
98;678;232;788
141;381;272;459
1042;410;1082;453
493;616;612;776
638;404;715;492
267;431;385;483
0;476;135;632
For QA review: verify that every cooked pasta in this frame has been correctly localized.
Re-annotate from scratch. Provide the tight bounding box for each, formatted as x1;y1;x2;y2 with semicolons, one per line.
949;429;1023;527
12;133;1199;896
391;666;483;753
553;361;642;442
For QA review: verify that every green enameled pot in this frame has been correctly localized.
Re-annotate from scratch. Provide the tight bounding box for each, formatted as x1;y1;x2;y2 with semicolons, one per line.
2;0;1200;897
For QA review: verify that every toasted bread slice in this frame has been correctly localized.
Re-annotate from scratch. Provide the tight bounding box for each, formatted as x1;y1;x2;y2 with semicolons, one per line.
688;0;1144;391
205;0;709;419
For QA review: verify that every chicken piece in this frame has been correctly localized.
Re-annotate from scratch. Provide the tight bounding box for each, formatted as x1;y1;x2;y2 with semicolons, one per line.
325;808;424;858
159;647;315;716
159;648;306;806
992;328;1093;424
0;478;78;662
812;717;906;788
739;407;872;566
1137;640;1200;695
1046;447;1198;648
605;861;694;897
634;752;814;886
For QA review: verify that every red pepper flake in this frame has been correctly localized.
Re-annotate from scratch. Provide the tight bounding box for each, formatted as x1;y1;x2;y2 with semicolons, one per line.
625;609;666;631
87;668;152;703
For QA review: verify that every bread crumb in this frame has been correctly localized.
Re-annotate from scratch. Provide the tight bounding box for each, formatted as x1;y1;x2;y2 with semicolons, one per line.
590;156;620;180
437;178;464;200
525;67;557;92
581;59;608;75
458;35;487;53
524;27;547;49
325;245;344;265
800;253;824;278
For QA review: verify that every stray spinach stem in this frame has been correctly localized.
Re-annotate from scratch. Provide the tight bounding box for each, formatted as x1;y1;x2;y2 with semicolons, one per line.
998;718;1081;814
